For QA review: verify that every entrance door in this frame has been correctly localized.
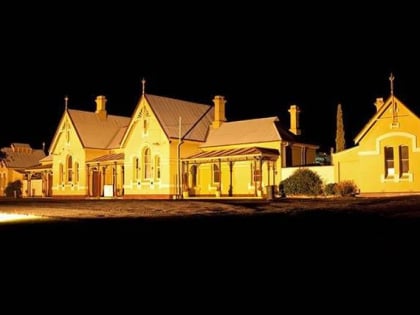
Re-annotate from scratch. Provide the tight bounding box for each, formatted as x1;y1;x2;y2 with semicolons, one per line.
92;170;102;197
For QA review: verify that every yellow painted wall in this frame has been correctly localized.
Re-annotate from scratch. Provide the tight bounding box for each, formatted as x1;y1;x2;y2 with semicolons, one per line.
23;179;43;197
51;114;89;197
124;97;173;197
0;168;25;197
333;100;420;194
123;97;204;198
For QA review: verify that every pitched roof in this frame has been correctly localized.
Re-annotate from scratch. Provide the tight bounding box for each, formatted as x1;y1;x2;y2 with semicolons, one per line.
68;110;130;149
87;153;124;163
354;95;420;144
145;94;213;142
185;147;279;162
201;117;297;148
0;145;46;169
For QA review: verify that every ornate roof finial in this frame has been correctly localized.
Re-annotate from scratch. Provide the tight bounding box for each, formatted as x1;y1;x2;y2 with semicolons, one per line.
142;78;146;96
389;72;395;96
64;95;69;111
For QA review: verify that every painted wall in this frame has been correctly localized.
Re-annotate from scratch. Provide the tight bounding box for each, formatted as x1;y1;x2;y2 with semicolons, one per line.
333;99;420;194
51;114;89;197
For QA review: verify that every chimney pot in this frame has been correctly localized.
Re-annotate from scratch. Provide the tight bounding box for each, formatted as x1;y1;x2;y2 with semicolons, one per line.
212;95;226;128
288;105;301;135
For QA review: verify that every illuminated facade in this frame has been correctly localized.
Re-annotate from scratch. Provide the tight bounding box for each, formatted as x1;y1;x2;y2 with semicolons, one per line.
332;95;420;194
0;143;45;197
24;87;317;199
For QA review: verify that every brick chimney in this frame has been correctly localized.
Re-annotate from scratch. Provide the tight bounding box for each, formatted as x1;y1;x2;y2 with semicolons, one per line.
95;95;108;120
374;97;384;112
212;95;226;128
288;105;301;135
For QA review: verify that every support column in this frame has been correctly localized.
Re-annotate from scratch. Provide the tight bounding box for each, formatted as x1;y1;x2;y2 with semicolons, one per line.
228;161;233;197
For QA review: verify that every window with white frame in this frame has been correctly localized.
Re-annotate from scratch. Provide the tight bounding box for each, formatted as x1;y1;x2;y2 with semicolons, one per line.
384;146;394;177
155;156;161;180
399;145;409;175
143;147;152;180
67;155;73;183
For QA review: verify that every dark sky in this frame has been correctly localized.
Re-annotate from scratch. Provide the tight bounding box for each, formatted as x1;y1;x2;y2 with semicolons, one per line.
2;4;419;152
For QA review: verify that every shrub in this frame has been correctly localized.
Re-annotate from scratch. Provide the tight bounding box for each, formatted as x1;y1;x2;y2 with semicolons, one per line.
335;180;358;196
324;183;337;195
4;180;23;198
280;168;323;196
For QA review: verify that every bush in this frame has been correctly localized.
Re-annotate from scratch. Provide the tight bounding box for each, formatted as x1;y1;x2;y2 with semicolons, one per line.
4;180;23;198
324;183;337;195
280;168;323;196
335;180;358;196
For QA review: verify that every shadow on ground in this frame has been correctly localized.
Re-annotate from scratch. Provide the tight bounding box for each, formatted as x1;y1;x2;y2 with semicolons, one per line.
3;211;419;262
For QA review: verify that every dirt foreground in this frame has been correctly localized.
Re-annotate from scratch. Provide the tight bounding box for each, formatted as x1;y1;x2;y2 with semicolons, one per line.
1;195;420;220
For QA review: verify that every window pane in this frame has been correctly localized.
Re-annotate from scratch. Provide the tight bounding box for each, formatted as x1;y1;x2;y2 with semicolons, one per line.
399;146;409;173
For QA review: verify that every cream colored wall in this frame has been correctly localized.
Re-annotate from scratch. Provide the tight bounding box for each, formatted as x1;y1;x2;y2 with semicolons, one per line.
51;115;88;196
192;140;284;197
0;169;25;196
124;99;170;196
333;102;420;194
123;98;204;197
22;179;43;197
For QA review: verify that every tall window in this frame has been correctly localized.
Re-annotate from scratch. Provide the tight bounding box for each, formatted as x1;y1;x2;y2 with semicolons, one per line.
399;145;409;174
155;156;161;180
384;147;394;177
212;163;220;185
133;157;139;181
143;119;148;135
143;147;152;180
74;162;79;183
67;155;73;182
59;163;64;184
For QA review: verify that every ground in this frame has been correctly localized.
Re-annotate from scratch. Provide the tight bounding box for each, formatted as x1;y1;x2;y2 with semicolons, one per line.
2;195;419;291
1;195;420;220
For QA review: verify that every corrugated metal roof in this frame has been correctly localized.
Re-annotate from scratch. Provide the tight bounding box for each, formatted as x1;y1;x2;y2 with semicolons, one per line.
68;110;130;149
1;146;46;169
201;117;296;147
87;153;124;163
26;163;52;171
39;155;53;163
145;94;213;142
185;147;279;160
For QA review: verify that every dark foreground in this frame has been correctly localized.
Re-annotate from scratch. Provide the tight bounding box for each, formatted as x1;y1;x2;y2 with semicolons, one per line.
3;208;419;260
2;208;420;306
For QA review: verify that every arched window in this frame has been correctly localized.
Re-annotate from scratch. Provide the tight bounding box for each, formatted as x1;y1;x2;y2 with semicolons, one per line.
133;157;139;181
67;155;73;183
155;156;161;180
59;163;64;184
74;162;79;183
143;147;152;180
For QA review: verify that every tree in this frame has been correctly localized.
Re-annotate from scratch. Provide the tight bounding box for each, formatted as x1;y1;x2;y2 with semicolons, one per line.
5;180;23;198
335;103;346;152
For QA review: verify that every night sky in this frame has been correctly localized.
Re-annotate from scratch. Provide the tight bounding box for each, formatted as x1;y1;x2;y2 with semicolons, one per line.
2;4;419;153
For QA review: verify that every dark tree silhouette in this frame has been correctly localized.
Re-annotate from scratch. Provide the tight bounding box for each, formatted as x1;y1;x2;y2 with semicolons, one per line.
335;103;346;152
